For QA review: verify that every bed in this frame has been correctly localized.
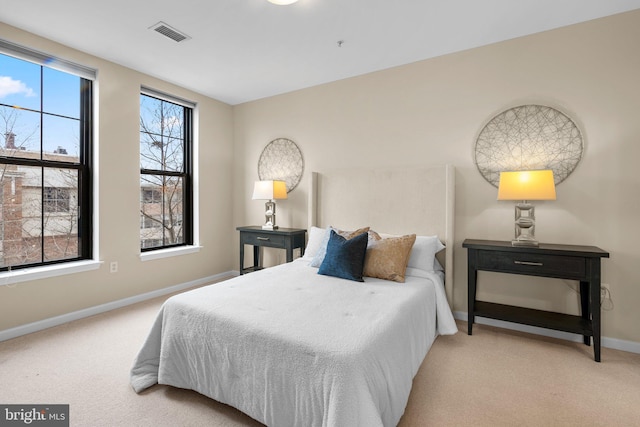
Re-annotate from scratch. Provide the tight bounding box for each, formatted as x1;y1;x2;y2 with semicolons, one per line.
130;165;457;427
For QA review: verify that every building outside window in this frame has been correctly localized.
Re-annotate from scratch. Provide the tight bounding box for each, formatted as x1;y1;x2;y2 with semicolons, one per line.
0;44;93;271
139;89;193;251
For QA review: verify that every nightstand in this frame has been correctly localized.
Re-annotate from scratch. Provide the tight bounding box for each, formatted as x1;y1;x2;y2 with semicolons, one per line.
236;226;306;275
462;239;609;362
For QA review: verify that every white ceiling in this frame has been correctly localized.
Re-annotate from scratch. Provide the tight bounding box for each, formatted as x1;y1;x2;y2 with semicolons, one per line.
1;0;639;105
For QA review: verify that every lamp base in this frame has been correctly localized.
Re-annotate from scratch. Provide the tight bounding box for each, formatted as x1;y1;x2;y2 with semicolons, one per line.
511;238;539;247
512;201;538;247
262;200;278;230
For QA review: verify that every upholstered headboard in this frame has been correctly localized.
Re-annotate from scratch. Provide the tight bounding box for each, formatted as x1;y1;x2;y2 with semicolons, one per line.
308;165;455;306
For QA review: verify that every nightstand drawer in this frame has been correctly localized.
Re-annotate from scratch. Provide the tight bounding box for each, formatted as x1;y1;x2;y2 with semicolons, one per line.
243;232;286;248
478;250;586;279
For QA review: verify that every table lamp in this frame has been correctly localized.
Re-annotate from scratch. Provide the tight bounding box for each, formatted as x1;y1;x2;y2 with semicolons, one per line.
252;180;287;230
497;170;556;246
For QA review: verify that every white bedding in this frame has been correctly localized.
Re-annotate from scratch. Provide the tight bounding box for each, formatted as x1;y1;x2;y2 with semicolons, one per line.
130;258;457;427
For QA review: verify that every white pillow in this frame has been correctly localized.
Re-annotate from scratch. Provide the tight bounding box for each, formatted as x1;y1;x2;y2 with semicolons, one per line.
301;226;326;260
408;235;445;272
309;227;332;266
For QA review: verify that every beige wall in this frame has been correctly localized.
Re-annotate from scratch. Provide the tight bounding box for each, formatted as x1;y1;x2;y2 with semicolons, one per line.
233;10;640;344
0;23;235;331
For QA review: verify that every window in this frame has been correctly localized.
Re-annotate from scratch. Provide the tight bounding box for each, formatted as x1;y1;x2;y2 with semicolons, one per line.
0;42;93;272
43;187;71;213
141;188;162;204
139;89;192;251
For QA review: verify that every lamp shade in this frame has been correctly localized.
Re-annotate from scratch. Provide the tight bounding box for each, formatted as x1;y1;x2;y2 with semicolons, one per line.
497;170;556;201
252;180;288;200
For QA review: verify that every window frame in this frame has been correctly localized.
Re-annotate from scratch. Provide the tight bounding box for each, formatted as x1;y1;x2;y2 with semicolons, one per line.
0;42;94;273
139;88;194;252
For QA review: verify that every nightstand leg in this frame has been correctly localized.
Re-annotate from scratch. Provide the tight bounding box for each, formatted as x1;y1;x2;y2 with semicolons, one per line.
579;281;590;346
239;243;245;275
253;245;260;270
590;271;602;362
468;251;478;335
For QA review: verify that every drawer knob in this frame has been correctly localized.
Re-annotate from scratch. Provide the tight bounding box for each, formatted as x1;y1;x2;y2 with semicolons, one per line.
514;260;543;266
257;237;270;241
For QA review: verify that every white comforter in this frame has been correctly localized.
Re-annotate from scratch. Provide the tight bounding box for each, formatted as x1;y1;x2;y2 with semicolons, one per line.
130;259;457;427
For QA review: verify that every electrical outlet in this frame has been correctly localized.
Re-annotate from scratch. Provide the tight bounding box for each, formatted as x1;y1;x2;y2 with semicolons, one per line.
110;261;118;273
601;283;614;311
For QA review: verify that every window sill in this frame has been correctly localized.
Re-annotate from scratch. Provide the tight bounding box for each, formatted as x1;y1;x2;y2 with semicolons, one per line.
140;245;202;262
0;260;102;286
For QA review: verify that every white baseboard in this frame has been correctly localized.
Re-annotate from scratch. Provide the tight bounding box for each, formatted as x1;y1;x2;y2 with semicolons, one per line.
0;271;236;342
454;311;640;355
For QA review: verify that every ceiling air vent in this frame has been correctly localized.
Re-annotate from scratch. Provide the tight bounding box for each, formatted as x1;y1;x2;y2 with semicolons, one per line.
149;21;191;43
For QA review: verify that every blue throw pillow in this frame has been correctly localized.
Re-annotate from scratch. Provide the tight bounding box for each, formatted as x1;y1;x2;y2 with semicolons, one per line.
318;229;368;282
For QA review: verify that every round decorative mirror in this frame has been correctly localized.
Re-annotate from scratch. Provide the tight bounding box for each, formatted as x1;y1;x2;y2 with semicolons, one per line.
474;104;583;187
258;138;304;192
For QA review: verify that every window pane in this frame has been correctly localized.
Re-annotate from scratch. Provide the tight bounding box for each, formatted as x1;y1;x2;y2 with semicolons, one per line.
43;114;80;160
163;136;184;172
140;95;163;135
43;67;80;119
0;105;41;157
164;176;183;245
0;165;80;267
140;135;184;172
140;174;163;249
0;164;43;268
159;102;185;140
140;96;184;139
140;175;184;248
140;94;185;172
140;132;162;171
0;54;41;111
43;168;79;261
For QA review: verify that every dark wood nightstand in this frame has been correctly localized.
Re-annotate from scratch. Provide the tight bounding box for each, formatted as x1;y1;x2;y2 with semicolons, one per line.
236;226;307;275
462;239;609;362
